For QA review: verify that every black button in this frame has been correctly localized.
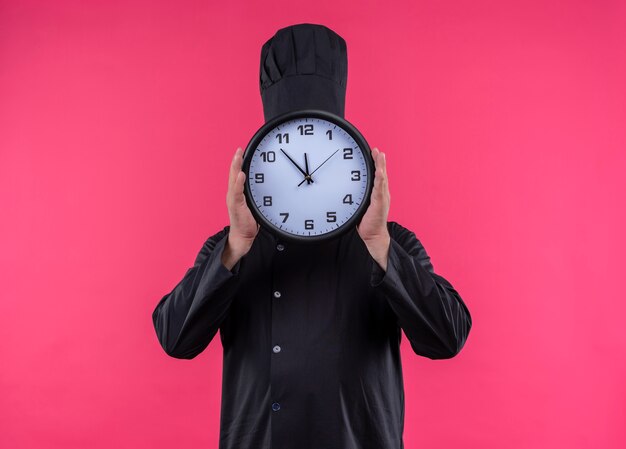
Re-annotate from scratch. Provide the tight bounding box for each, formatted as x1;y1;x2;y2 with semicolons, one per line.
277;243;285;251
272;402;281;411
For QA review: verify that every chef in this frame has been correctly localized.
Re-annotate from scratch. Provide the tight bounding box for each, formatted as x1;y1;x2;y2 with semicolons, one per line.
152;22;472;449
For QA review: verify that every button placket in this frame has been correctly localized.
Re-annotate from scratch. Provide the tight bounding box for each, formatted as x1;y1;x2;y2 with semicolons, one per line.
270;238;289;432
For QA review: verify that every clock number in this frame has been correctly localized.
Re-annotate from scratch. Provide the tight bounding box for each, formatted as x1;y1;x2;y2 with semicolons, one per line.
343;148;353;159
297;124;314;136
305;219;314;230
254;173;264;183
263;196;272;206
350;171;361;181
326;211;337;222
326;130;332;140
276;133;289;144
260;151;276;162
279;212;289;223
343;194;353;205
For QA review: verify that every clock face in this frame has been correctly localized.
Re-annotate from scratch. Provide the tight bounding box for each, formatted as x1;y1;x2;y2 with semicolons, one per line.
243;110;373;243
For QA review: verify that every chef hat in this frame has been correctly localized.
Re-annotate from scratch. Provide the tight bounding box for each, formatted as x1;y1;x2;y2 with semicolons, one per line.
259;23;348;122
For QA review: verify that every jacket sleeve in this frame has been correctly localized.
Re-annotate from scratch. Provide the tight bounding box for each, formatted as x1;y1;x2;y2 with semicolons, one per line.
369;221;472;359
152;225;242;359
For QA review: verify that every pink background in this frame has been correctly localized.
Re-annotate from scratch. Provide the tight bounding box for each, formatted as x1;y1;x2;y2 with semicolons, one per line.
1;1;625;448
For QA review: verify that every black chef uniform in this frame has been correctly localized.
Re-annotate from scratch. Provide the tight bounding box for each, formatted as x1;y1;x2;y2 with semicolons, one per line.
152;23;472;449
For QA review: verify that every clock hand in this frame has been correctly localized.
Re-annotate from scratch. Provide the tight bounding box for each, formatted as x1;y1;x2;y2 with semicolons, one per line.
298;149;339;187
308;149;339;176
280;148;314;184
304;153;313;185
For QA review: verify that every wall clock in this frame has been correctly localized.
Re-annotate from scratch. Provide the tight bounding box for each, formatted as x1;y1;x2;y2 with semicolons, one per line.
242;109;374;244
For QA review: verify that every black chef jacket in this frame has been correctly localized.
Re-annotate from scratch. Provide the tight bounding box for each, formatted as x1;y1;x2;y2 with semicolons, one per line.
152;220;472;449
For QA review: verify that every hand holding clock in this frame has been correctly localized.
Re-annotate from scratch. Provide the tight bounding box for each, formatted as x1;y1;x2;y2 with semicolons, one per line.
222;147;259;271
356;147;391;272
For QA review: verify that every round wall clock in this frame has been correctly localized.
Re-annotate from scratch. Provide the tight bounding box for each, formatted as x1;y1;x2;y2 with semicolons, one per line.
242;109;374;244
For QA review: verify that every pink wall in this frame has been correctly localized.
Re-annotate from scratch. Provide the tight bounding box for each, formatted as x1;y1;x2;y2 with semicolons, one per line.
1;1;625;448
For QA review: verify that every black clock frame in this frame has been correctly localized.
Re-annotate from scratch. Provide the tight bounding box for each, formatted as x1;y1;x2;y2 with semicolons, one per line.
242;109;374;244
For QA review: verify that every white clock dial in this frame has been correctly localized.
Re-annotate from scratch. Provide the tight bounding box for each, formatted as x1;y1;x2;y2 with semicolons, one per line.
248;117;368;238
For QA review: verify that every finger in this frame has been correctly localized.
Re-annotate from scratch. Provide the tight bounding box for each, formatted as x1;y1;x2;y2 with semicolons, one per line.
373;165;383;200
371;147;380;177
233;171;246;205
229;147;243;191
377;149;386;177
371;147;379;164
228;148;237;192
235;147;244;172
376;152;384;177
376;153;388;197
379;152;388;190
382;153;390;199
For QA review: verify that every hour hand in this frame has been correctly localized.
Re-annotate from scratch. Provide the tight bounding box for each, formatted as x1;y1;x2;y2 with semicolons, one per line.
304;153;313;185
280;148;314;184
298;149;339;186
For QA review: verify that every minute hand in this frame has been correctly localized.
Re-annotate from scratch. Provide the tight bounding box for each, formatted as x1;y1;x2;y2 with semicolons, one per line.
298;149;339;186
280;148;313;182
